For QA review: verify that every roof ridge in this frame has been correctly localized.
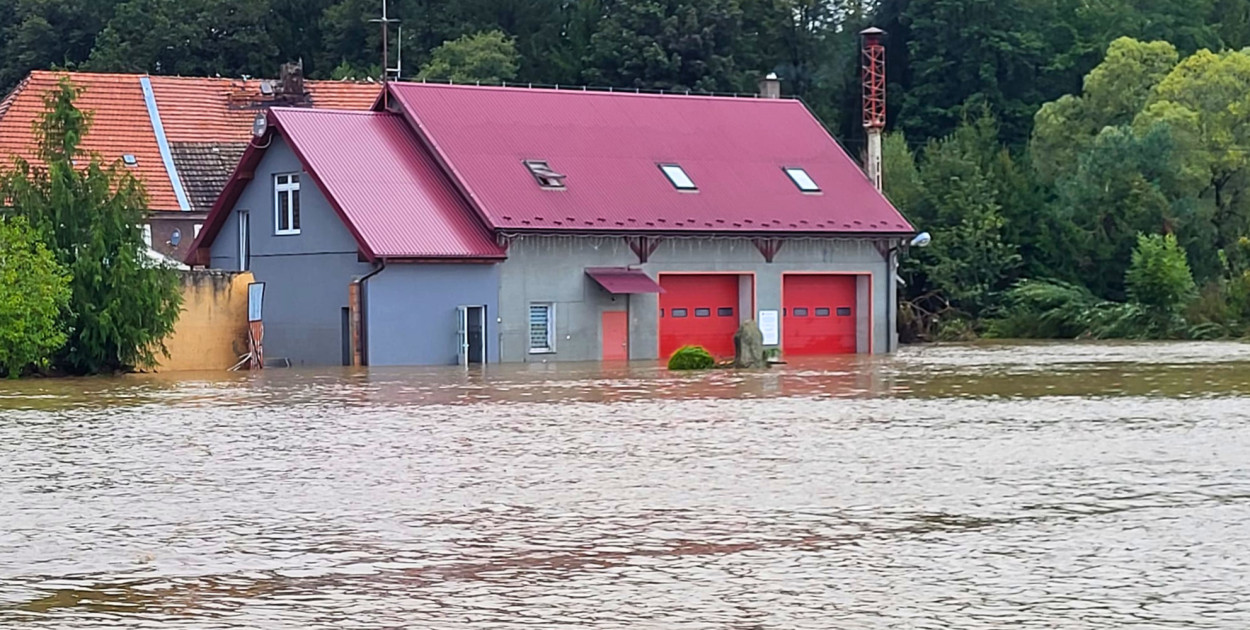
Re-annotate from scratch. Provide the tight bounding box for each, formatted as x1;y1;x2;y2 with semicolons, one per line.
272;107;392;117
0;73;33;119
389;80;800;103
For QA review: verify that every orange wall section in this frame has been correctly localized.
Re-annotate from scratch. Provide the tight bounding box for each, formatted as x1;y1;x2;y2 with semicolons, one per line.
160;270;253;371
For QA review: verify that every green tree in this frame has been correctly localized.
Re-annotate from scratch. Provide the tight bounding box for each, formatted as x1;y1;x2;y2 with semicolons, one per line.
86;0;278;77
1049;124;1190;299
580;0;751;93
882;131;923;213
417;30;520;84
897;0;1052;146
0;0;121;92
1134;47;1250;253
1125;233;1196;326
1030;37;1179;183
906;114;1021;315
1;79;182;374
0;216;70;377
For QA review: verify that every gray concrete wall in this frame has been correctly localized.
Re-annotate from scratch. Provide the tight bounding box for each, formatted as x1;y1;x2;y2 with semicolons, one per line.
497;235;893;362
207;136;372;366
364;263;501;366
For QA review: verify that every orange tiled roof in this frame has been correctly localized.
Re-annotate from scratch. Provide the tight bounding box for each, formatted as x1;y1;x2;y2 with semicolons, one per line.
0;70;380;212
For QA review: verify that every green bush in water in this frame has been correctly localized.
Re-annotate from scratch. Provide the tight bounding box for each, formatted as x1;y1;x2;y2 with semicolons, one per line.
667;345;715;370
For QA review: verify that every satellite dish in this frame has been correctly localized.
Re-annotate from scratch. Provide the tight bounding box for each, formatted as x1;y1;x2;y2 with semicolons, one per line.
252;112;268;138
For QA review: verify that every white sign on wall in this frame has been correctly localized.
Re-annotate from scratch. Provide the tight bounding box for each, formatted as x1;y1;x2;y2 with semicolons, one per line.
248;282;265;322
758;309;779;345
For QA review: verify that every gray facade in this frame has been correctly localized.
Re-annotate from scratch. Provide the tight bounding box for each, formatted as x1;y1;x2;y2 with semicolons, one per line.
497;235;891;363
365;264;500;366
205;140;896;367
208;136;372;366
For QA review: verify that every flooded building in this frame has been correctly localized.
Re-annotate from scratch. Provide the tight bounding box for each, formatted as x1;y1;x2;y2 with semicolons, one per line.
186;81;915;366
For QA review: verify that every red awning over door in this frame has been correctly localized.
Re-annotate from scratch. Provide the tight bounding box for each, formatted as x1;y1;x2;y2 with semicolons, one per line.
586;267;664;294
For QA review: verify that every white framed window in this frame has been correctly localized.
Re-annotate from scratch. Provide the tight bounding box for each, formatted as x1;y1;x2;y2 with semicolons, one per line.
529;303;554;353
193;223;203;238
142;224;152;248
658;163;697;190
274;173;301;235
783;167;821;192
238;210;250;271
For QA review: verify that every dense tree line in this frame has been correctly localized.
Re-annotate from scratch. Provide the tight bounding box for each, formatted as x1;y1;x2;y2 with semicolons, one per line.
6;0;1240;140
6;0;1250;341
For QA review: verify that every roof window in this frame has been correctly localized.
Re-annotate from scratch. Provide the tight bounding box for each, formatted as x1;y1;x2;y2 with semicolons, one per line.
784;167;820;192
523;160;566;189
122;154;138;167
659;164;696;191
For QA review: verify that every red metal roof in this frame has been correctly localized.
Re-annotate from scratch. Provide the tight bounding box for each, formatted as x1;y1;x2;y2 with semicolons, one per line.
187;108;504;263
585;267;665;294
387;82;913;235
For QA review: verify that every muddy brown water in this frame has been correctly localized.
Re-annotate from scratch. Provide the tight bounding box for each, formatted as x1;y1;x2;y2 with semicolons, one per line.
2;341;1250;628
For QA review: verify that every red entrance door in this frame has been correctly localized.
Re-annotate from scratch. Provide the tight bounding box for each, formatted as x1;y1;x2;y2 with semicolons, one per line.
659;274;740;358
602;311;629;361
783;274;858;355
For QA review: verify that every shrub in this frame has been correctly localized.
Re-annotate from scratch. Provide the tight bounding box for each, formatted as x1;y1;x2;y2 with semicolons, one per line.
667;345;715;370
0;216;70;377
985;279;1103;338
1126;233;1196;317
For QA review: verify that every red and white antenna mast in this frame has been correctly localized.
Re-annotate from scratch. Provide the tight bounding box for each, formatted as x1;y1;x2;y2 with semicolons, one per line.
861;27;886;192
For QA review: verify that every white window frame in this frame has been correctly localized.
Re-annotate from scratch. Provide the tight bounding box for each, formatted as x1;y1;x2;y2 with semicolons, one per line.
783;166;821;192
529;303;555;353
141;224;152;248
193;223;203;238
658;163;697;190
238;210;250;271
274;173;301;235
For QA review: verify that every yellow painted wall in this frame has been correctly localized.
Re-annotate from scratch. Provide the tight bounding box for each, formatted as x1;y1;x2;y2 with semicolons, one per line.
160;270;253;371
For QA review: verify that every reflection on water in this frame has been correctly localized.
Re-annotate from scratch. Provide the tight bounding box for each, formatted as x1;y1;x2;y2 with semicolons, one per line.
2;341;1249;628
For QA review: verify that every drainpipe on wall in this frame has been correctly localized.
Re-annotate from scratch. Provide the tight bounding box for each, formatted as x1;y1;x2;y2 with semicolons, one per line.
351;260;386;366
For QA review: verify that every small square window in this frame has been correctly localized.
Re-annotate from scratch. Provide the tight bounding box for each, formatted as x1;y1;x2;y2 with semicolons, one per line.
793;307;809;317
529;303;555;352
836;307;853;317
524;160;566;189
671;308;688;318
659;164;697;190
815;307;831;317
122;154;138;167
717;307;734;317
694;308;711;317
783;167;820;192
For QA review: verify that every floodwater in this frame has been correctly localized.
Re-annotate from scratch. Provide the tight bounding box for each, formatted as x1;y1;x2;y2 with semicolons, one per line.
2;342;1250;629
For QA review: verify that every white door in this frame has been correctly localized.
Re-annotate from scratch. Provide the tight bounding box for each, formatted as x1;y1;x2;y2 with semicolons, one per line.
456;306;469;367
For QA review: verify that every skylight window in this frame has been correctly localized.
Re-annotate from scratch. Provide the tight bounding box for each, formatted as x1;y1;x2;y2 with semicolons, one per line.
784;167;820;192
523;160;566;189
122;154;138;167
659;164;697;190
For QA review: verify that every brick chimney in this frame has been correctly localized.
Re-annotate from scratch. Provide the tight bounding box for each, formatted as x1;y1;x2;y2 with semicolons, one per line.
277;60;307;104
758;72;781;99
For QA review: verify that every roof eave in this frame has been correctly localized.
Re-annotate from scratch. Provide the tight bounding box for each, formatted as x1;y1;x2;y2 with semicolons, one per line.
497;227;916;239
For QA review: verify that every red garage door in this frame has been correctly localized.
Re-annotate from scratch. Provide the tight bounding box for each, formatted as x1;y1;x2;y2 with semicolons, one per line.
783;274;858;355
659;275;740;358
